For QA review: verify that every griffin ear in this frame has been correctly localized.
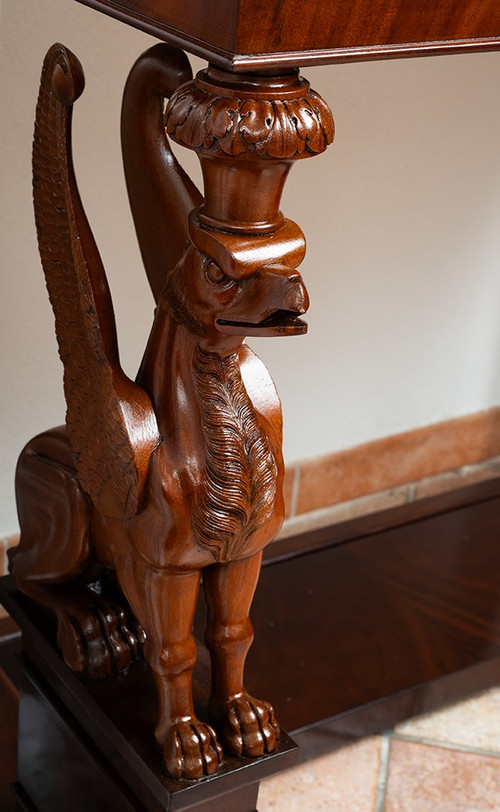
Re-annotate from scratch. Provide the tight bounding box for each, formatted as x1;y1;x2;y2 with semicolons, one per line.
121;44;203;302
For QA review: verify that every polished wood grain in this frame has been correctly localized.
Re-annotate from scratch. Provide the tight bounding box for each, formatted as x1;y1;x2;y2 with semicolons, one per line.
3;479;500;807
246;489;500;733
264;475;500;565
236;0;500;62
12;0;500;800
0;628;19;812
10;41;333;781
0;576;298;811
76;0;500;70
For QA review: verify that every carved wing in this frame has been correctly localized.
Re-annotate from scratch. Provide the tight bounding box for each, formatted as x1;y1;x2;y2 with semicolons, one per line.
121;44;203;303
33;44;160;520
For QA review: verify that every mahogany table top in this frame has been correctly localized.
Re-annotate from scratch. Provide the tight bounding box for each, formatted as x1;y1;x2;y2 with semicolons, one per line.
77;0;500;70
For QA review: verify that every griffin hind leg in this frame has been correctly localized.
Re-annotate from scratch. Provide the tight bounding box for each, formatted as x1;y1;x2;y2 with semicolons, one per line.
10;426;143;677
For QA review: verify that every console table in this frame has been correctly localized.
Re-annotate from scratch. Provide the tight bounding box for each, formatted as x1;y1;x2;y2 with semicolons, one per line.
78;0;500;68
4;2;500;809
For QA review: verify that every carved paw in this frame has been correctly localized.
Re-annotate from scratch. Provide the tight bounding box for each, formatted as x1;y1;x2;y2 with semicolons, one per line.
162;719;223;780
210;693;280;758
56;592;144;678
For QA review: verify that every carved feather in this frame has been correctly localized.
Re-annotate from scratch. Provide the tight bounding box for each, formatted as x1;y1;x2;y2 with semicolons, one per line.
33;44;160;520
121;44;203;303
192;347;277;563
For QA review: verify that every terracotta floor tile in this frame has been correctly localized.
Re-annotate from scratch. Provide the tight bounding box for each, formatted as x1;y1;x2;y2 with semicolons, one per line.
258;735;381;811
395;687;500;753
385;739;500;812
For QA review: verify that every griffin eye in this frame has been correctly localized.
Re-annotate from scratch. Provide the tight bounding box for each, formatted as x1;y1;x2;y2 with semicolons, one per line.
205;261;229;286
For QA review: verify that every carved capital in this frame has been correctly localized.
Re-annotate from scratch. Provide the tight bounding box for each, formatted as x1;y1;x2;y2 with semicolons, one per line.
165;68;334;160
165;66;334;234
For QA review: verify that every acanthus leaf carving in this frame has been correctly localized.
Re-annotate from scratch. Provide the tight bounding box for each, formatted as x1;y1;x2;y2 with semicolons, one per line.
165;78;334;159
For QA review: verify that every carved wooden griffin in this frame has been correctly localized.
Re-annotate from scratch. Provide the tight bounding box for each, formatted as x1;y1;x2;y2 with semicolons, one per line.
9;43;333;779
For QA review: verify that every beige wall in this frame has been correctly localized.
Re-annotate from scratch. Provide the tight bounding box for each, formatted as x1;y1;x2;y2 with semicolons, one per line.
1;0;500;537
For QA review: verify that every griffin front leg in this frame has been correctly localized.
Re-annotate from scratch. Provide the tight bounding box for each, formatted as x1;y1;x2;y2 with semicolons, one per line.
114;556;222;780
204;552;280;757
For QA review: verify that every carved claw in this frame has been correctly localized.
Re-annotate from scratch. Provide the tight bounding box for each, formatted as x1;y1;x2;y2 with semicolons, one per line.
162;719;223;780
210;693;280;758
55;592;143;678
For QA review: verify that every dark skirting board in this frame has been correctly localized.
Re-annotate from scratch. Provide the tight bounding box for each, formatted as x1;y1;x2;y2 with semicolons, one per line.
251;477;500;736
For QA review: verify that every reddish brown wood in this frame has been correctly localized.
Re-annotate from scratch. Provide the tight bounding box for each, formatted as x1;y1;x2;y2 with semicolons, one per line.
0;619;20;810
0;615;19;639
233;485;500;734
9;42;333;781
0;576;299;811
264;474;500;565
3;479;500;807
0;636;18;812
76;0;500;70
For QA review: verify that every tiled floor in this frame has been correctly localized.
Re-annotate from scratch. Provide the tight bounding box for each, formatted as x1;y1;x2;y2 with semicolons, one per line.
258;687;500;810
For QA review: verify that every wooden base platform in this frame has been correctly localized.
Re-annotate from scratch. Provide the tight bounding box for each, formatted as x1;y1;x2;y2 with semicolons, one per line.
253;476;500;738
2;476;500;809
0;584;298;812
0;617;20;812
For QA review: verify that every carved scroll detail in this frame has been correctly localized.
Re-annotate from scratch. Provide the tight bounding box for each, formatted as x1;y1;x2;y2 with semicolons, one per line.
166;81;334;159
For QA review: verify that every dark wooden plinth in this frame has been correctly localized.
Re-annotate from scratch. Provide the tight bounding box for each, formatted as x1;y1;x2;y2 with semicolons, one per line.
246;477;500;737
0;580;298;812
2;477;500;808
0;618;20;812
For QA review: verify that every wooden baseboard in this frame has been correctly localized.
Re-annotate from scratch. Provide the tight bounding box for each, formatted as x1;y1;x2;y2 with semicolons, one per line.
285;407;500;516
258;478;500;735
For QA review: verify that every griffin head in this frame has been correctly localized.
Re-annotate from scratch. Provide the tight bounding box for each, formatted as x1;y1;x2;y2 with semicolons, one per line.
159;211;309;352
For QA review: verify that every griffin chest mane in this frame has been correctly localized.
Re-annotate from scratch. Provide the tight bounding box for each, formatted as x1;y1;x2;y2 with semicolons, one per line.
191;345;278;563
